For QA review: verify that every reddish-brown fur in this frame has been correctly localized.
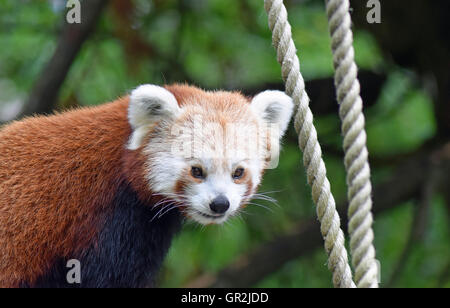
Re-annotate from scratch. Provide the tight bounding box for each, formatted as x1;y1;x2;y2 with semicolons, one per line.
0;84;262;287
0;98;139;287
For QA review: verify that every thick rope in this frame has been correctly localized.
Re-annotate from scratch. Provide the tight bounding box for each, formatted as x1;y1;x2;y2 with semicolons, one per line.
324;0;379;288
264;0;355;288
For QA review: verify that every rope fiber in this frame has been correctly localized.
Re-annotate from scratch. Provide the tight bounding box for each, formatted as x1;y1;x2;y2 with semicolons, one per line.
264;0;379;288
324;0;379;288
264;0;355;288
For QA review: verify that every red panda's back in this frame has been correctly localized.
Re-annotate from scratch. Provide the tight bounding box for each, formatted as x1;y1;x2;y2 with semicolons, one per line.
0;98;130;287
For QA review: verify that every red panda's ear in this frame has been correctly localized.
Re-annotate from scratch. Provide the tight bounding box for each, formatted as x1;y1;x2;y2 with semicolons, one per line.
250;90;294;138
127;84;181;150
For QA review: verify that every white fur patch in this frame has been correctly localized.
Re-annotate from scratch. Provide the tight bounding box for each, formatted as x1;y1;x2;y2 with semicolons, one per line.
127;84;181;150
250;90;294;137
182;163;250;225
133;86;291;225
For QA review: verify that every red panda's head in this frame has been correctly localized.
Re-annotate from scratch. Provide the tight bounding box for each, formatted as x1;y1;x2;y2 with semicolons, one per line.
127;84;293;225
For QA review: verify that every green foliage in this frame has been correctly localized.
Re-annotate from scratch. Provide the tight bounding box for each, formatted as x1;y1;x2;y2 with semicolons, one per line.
366;72;437;155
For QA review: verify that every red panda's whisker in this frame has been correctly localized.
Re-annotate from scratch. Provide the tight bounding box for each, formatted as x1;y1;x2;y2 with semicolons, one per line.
236;209;252;217
255;189;284;195
157;204;182;219
231;211;248;221
251;194;279;204
251;197;279;207
246;202;275;213
152;192;188;203
251;198;281;210
151;200;178;222
158;202;180;218
152;198;175;208
252;193;278;200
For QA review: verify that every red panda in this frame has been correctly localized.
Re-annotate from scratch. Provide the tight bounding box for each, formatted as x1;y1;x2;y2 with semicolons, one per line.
0;84;293;288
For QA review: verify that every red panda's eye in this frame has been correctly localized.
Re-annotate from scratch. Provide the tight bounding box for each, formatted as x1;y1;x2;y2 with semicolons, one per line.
191;166;205;179
233;168;245;180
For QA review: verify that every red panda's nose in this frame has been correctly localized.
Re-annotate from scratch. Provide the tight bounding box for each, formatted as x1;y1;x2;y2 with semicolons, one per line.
209;195;230;214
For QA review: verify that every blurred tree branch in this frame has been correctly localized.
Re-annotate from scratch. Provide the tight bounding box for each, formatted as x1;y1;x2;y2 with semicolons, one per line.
437;261;450;288
350;0;450;139
385;156;441;287
17;0;109;120
185;143;439;288
242;70;386;116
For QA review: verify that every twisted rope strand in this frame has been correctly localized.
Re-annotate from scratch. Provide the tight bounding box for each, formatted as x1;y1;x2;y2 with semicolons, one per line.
324;0;379;288
264;0;355;288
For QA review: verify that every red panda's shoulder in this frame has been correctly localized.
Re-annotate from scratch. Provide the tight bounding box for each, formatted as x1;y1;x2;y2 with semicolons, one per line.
0;97;135;287
0;96;129;140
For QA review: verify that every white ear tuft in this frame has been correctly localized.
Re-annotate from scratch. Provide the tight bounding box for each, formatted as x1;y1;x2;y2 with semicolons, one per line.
127;84;180;150
128;84;180;128
250;90;294;137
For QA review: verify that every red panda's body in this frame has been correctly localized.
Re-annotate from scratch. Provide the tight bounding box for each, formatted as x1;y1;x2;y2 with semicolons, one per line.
0;97;181;287
0;84;293;288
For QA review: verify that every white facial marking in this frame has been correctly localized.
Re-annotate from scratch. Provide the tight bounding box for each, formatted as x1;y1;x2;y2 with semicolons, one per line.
127;86;294;225
182;160;250;224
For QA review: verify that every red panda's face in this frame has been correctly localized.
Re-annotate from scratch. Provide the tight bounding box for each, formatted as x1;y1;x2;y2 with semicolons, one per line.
127;84;293;225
